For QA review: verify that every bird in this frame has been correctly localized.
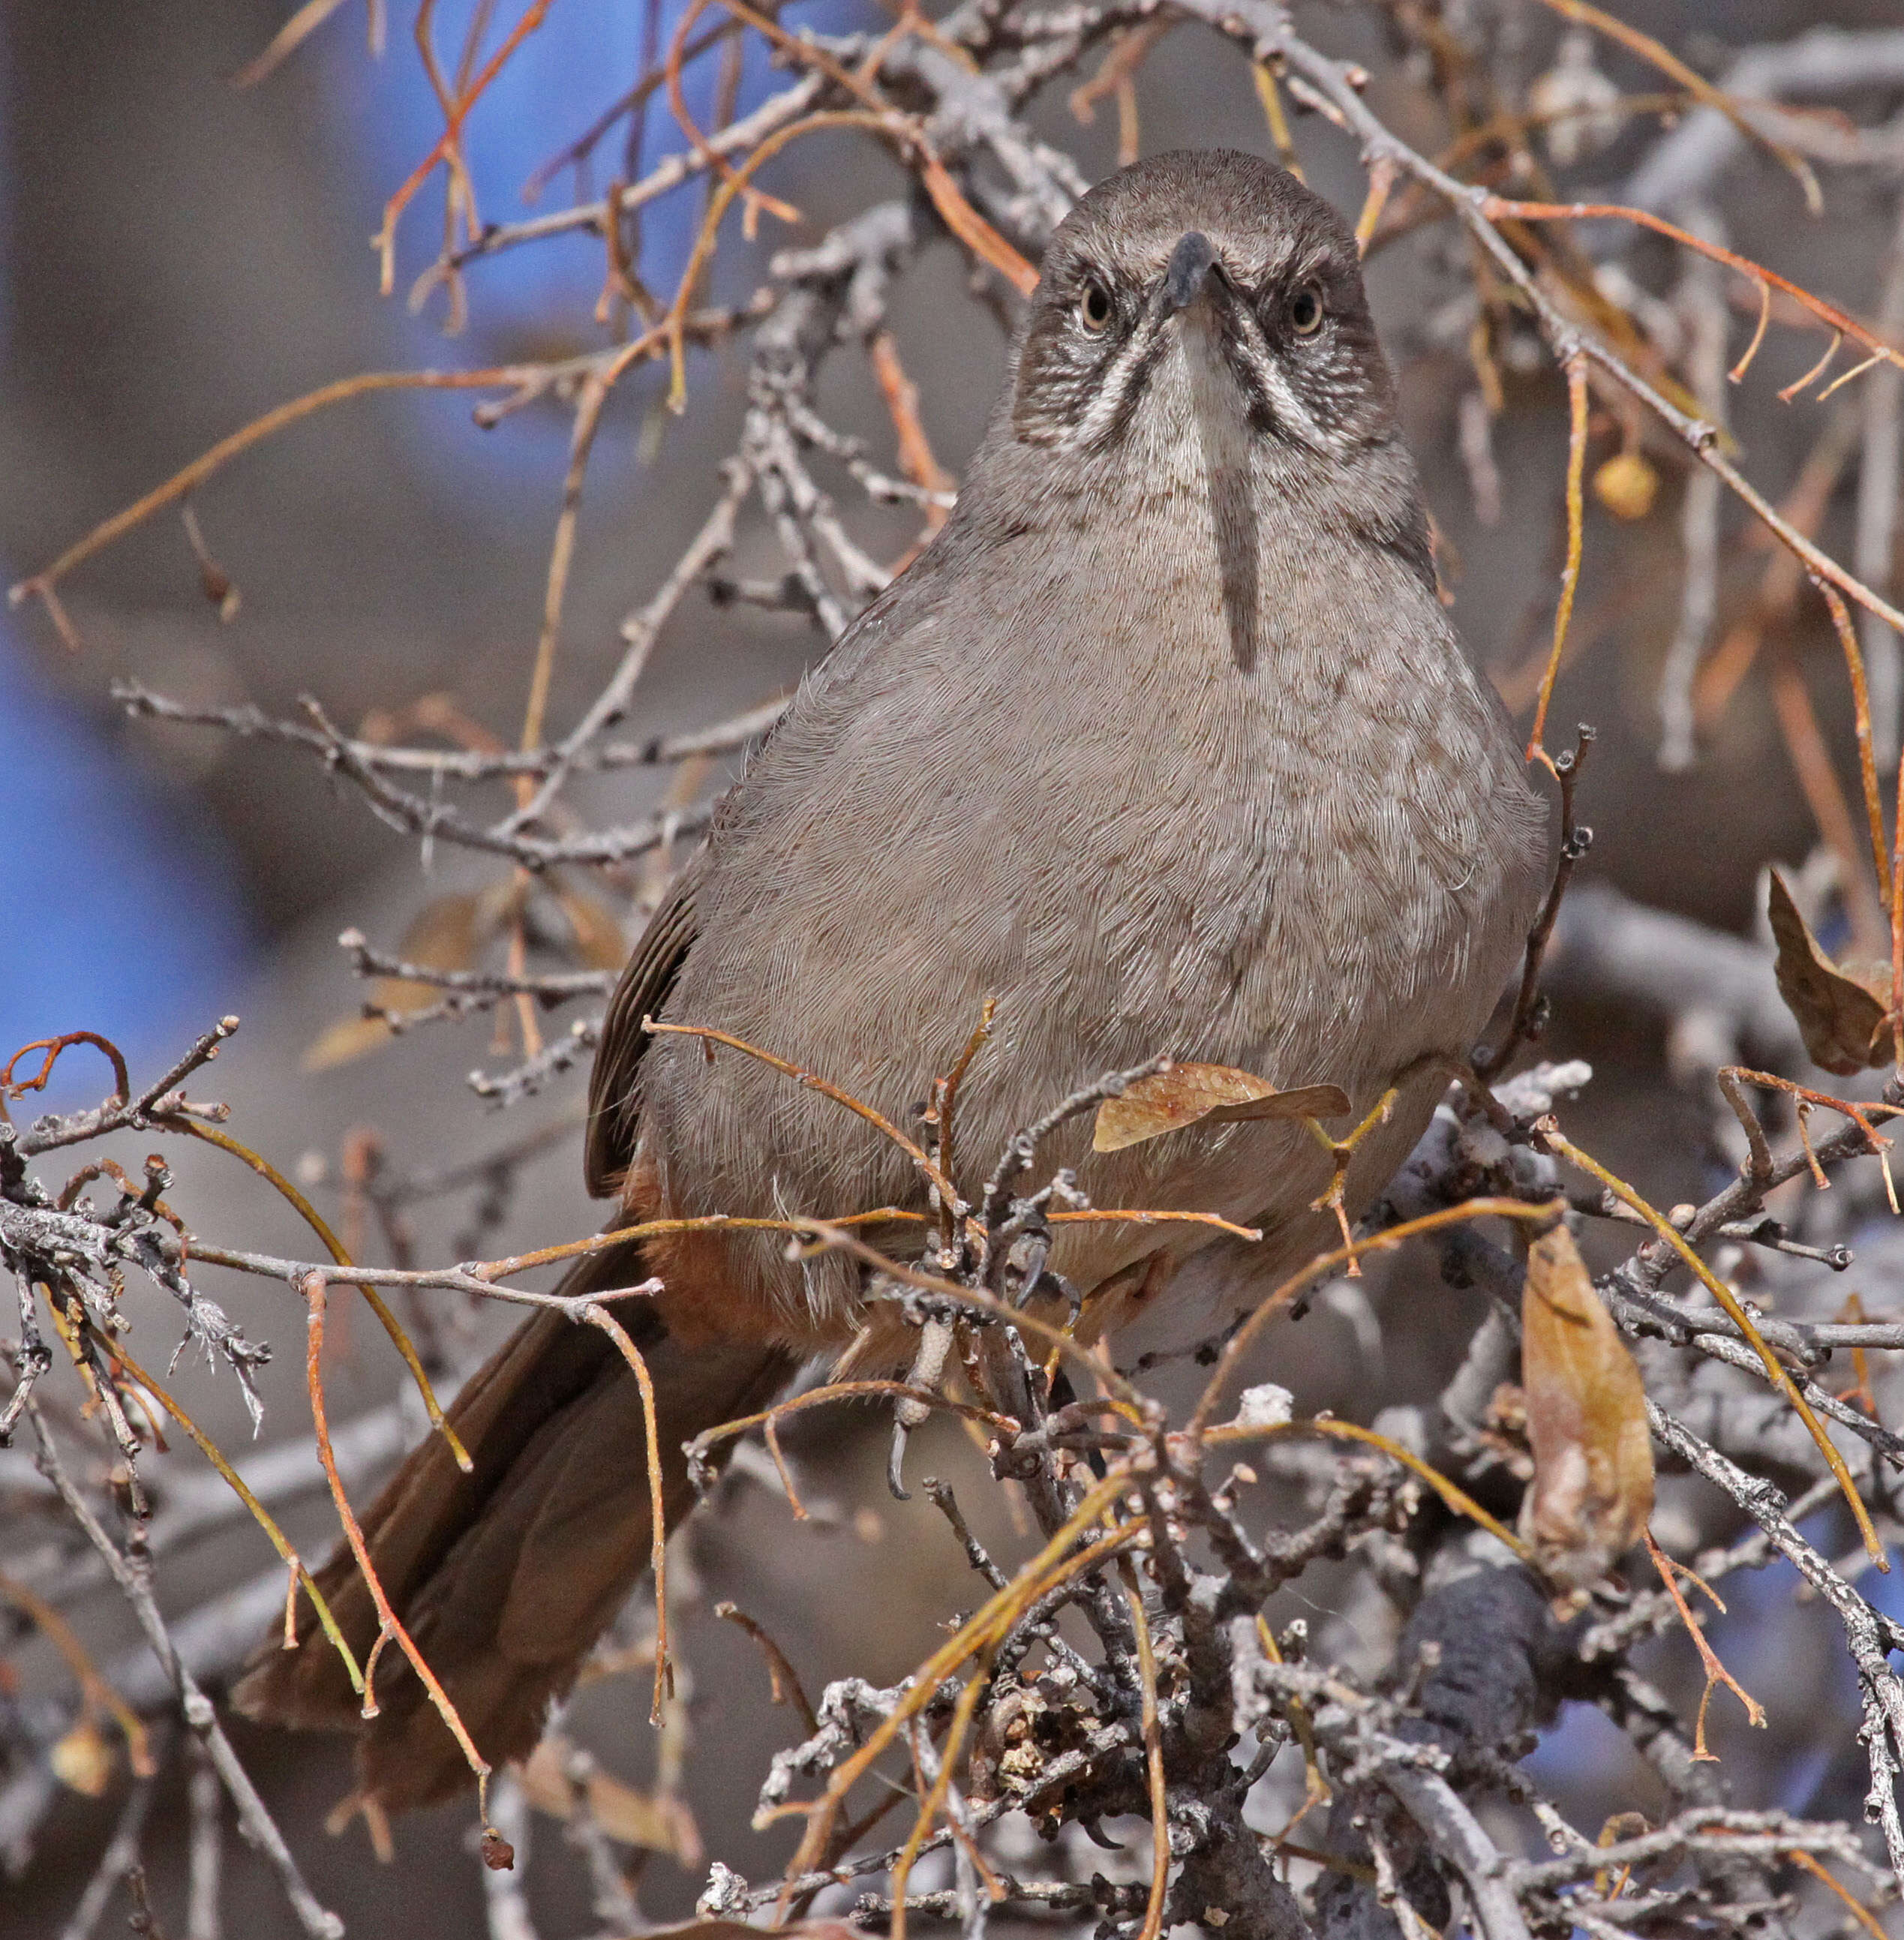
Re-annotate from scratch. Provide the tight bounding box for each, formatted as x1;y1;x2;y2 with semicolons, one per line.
236;148;1550;1809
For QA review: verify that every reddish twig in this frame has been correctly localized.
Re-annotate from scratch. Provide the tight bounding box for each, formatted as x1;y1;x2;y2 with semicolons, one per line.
301;1275;497;1826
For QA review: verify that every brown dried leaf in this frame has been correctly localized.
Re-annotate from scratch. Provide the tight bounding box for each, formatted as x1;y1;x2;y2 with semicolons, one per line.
515;1736;703;1864
1767;869;1892;1076
554;887;629;972
303;894;484;1071
395;891;485;974
512;1737;578;1818
1092;1062;1350;1154
1519;1224;1654;1593
587;1773;701;1866
301;1014;398;1072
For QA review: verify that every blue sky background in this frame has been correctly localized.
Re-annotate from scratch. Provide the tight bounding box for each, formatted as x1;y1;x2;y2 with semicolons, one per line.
2;14;250;1099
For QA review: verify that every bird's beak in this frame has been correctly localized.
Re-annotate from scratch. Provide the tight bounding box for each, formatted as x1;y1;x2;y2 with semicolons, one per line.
1159;230;1224;314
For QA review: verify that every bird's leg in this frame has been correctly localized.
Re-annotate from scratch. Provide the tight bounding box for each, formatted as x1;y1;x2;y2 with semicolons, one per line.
1440;1050;1521;1137
888;1302;959;1500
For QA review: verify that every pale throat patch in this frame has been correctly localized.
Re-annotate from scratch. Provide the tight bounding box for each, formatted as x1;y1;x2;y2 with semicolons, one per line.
1181;314;1268;672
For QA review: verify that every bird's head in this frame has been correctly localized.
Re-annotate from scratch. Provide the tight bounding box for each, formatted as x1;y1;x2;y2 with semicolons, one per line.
1008;149;1400;470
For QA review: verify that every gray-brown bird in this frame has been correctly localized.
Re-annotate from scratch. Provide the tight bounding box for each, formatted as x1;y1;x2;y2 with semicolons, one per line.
236;149;1549;1806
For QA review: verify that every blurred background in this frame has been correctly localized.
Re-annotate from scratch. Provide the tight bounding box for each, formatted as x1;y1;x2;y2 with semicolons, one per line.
7;0;1904;1934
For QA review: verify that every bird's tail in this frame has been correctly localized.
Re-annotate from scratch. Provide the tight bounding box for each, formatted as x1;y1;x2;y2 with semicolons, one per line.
233;1236;795;1810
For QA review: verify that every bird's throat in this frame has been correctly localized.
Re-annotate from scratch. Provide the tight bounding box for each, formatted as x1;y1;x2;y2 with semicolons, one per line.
1182;317;1265;674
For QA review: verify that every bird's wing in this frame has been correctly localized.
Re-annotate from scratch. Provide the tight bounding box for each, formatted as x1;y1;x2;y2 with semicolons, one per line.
583;857;703;1197
581;545;962;1200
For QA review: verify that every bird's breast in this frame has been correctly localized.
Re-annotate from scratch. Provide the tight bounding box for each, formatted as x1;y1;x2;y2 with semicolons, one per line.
638;480;1546;1339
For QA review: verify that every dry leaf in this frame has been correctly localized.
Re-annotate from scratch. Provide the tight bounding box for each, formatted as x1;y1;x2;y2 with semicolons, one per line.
554;887;629;972
1766;869;1891;1076
389;892;485;982
515;1734;703;1865
1519;1224;1654;1593
50;1717;114;1797
301;1015;393;1071
1092;1062;1350;1154
304;893;483;1071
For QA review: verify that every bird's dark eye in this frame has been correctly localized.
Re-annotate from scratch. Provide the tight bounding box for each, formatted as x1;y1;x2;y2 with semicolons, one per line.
1077;279;1113;335
1288;282;1326;336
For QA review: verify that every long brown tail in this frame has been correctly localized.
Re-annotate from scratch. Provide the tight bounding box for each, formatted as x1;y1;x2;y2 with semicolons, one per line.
233;1239;794;1809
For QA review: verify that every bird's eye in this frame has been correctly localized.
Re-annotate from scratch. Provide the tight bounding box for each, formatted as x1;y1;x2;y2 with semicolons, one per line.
1288;282;1326;336
1077;279;1113;335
